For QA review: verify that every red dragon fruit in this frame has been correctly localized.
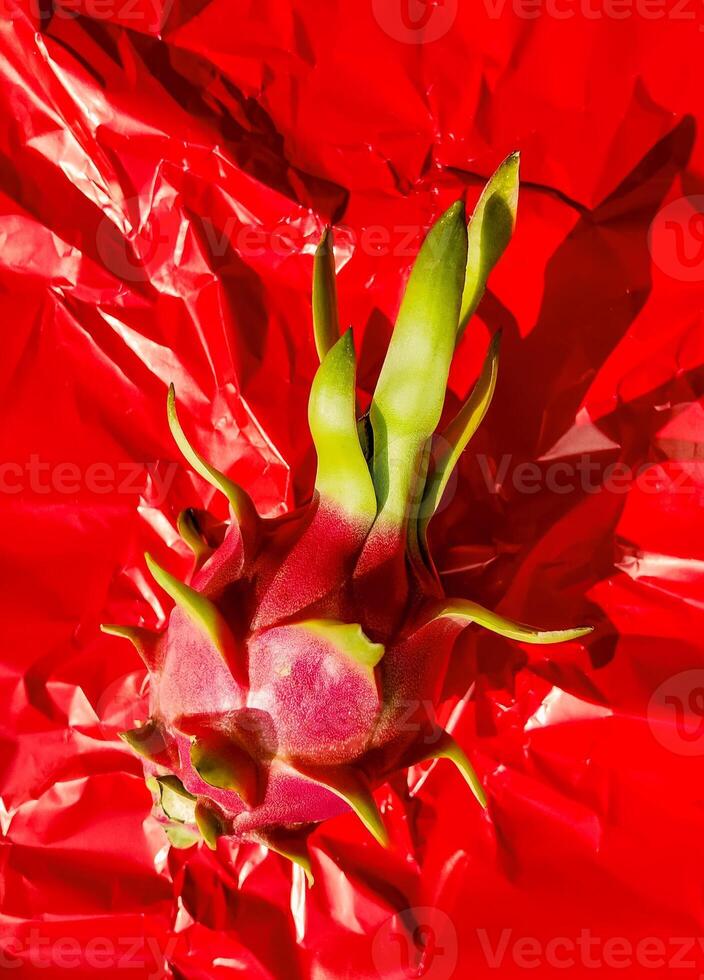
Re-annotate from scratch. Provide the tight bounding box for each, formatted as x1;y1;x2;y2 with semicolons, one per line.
102;154;592;882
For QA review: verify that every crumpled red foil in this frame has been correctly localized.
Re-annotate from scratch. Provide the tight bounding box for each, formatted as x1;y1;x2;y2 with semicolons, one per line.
1;3;703;978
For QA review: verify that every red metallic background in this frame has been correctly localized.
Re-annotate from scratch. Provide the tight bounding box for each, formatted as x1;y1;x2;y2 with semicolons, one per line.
1;1;703;977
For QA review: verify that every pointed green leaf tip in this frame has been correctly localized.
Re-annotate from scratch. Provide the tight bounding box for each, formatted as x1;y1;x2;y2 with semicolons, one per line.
118;719;169;764
144;553;242;679
177;509;212;565
459;152;519;337
298;765;389;847
293;619;384;670
100;623;161;671
167;384;258;534
414;730;487;809
259;829;315;886
312;227;340;361
419;330;501;531
190;734;259;806
369;200;468;527
435;598;593;644
308;329;377;525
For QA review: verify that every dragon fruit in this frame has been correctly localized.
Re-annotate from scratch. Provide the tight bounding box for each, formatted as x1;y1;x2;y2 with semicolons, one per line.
102;154;592;882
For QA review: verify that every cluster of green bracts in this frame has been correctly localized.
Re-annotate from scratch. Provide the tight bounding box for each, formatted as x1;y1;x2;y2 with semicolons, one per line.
146;153;590;645
310;154;519;547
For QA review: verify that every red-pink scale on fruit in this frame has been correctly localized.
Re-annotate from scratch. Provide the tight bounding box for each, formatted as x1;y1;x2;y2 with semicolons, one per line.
247;623;381;764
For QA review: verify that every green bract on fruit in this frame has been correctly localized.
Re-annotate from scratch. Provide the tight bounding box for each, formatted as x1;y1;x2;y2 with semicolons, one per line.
102;153;592;884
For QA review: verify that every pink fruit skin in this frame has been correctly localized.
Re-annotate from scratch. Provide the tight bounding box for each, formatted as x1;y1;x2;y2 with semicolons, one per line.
142;494;465;841
247;624;381;765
